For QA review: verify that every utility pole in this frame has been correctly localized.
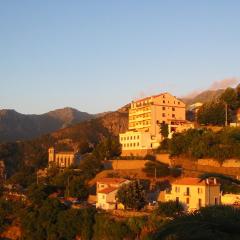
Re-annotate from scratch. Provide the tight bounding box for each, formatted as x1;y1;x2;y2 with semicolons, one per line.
225;103;228;127
36;171;38;184
67;176;70;198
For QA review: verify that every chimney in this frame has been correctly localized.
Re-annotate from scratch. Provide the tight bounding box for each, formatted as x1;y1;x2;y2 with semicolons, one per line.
214;178;217;185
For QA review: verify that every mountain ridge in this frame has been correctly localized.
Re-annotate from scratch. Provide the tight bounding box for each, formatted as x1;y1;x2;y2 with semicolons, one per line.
181;89;225;106
0;107;95;142
0;88;227;142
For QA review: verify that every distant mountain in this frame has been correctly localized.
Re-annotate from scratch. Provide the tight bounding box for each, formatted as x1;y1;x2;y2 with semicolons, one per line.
0;107;94;142
181;89;225;106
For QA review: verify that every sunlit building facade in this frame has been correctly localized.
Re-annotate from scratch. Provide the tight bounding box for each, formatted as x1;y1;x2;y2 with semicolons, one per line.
119;92;191;156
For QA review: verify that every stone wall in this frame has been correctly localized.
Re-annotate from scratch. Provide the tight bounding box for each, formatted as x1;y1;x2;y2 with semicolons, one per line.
172;157;240;177
110;160;148;170
156;154;171;165
121;149;153;157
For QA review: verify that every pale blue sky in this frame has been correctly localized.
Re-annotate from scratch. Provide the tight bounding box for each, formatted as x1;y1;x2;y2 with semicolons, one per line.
1;1;240;114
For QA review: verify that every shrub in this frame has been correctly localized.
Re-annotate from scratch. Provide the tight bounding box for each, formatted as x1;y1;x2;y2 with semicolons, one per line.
155;201;184;217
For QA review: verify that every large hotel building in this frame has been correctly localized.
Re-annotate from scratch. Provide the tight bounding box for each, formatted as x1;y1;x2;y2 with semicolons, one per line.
119;92;193;156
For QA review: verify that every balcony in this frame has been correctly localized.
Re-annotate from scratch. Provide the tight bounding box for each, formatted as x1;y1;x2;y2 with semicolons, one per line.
183;192;190;196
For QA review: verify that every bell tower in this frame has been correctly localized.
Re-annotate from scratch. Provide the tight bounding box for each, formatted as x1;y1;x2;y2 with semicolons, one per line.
48;147;55;163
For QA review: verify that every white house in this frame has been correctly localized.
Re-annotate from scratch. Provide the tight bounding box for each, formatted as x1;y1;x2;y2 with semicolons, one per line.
96;178;130;210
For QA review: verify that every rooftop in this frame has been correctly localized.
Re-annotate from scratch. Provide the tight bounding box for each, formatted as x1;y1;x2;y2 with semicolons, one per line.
173;177;219;186
97;178;127;184
134;93;165;103
98;187;118;194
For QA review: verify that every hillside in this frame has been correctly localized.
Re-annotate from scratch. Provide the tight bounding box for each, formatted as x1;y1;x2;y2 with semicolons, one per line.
51;109;129;145
0;107;94;142
182;89;225;105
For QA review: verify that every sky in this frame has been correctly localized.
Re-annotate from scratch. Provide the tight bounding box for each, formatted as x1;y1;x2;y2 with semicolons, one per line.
1;0;240;114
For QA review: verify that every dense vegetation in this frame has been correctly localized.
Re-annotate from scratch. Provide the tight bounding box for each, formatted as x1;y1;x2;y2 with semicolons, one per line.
161;127;240;161
155;205;240;240
154;200;184;217
197;86;240;125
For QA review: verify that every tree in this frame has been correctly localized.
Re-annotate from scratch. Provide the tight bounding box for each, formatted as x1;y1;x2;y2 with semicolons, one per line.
154;205;240;240
27;183;58;206
197;101;225;126
160;123;169;139
116;181;146;210
79;154;103;180
220;87;239;110
93;137;121;160
68;176;89;200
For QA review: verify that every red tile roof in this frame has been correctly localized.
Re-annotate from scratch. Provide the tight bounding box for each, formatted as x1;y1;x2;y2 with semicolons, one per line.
97;178;127;184
173;177;219;186
134;93;165;103
98;187;118;194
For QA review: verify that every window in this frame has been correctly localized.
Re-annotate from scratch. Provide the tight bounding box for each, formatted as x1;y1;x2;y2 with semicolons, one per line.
186;187;190;196
162;113;166;117
162;106;165;110
137;142;139;146
176;197;179;203
172;114;175;118
186;198;189;204
172;107;175;111
198;188;203;194
102;195;105;199
199;198;202;208
163;100;165;103
215;197;218;205
175;186;180;193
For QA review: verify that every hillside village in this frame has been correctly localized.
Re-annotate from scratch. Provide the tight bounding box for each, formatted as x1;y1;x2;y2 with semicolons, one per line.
1;87;240;239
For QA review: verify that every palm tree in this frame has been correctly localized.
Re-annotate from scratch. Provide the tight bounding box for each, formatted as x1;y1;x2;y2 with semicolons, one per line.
154;205;240;240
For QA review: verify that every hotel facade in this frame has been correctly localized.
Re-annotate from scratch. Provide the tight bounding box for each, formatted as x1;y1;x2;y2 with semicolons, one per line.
119;92;193;156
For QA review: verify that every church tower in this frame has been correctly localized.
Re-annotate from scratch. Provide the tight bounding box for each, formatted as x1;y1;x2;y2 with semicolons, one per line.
48;147;55;163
